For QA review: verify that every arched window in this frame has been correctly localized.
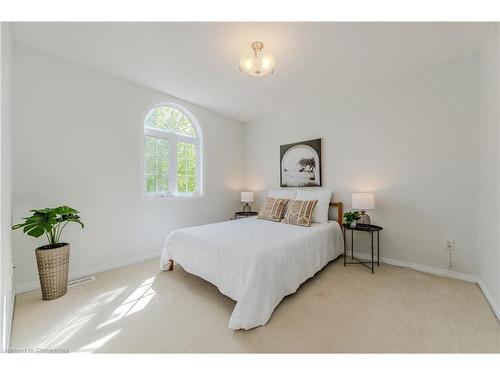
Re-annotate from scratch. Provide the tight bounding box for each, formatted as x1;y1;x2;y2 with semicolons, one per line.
143;104;202;197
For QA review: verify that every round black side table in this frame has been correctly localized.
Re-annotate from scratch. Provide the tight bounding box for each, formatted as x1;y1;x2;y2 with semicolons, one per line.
342;224;383;274
234;211;258;219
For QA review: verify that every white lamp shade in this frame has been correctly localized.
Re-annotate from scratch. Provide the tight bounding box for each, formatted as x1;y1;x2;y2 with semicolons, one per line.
241;192;254;203
352;193;375;210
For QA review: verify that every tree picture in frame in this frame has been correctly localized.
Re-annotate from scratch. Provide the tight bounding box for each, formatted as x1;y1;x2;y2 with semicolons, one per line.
280;138;322;187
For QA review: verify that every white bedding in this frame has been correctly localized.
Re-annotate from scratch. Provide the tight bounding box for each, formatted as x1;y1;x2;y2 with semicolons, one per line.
160;217;344;330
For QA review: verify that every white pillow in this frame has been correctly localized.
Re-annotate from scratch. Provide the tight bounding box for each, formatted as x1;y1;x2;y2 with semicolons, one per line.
268;189;297;200
295;189;333;224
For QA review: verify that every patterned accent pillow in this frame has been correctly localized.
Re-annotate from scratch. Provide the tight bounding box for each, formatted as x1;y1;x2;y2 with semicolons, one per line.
282;199;319;227
257;197;290;222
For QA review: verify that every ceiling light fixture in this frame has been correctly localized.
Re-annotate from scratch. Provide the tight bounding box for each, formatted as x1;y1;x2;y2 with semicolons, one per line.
239;41;275;77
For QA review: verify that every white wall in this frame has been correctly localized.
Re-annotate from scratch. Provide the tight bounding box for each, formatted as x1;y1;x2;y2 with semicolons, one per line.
12;43;245;289
0;22;14;349
244;55;478;275
477;23;500;317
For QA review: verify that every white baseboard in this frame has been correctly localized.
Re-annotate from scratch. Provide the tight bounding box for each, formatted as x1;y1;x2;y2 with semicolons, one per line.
350;251;478;283
477;278;500;322
15;251;160;295
351;251;500;322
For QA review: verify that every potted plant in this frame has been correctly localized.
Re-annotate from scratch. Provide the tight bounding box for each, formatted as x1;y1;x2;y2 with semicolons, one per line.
343;211;361;228
12;206;84;300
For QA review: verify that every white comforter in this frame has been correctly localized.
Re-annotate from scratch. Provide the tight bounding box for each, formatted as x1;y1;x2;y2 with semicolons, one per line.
160;217;344;330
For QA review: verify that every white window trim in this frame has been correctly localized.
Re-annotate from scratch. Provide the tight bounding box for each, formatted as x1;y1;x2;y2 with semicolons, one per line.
140;102;204;200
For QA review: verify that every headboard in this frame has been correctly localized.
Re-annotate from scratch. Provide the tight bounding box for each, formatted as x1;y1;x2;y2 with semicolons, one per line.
329;202;343;226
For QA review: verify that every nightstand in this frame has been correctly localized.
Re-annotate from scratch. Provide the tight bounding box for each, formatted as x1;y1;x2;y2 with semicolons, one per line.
342;224;383;274
234;211;258;219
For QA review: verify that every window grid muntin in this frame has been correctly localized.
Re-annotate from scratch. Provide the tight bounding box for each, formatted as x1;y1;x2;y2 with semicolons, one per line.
144;136;170;194
143;104;202;198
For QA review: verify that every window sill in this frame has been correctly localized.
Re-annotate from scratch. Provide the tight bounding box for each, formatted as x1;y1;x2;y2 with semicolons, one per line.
142;193;205;201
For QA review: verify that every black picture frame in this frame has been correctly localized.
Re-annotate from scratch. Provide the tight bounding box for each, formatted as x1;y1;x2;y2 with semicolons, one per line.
280;138;322;187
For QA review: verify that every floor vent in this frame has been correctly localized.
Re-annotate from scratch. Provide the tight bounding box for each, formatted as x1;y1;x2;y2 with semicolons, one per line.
68;275;96;288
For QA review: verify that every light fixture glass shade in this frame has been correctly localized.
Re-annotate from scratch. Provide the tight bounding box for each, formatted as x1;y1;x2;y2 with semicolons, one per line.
239;41;275;77
241;192;254;203
352;193;375;210
239;54;275;76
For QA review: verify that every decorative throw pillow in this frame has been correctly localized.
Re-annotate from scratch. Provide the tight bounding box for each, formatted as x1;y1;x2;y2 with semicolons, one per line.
282;199;318;227
268;189;296;216
295;189;333;224
257;197;289;222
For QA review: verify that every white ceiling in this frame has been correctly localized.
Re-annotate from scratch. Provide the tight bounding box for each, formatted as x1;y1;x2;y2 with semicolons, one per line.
13;22;488;122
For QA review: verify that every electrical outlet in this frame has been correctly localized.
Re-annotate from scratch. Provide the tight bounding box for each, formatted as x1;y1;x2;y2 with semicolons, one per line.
444;239;455;251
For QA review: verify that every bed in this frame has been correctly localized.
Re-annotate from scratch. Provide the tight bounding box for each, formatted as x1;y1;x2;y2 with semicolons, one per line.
160;202;344;330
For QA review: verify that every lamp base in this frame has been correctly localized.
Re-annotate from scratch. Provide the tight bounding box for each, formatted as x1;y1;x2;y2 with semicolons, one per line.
357;211;371;225
242;203;252;213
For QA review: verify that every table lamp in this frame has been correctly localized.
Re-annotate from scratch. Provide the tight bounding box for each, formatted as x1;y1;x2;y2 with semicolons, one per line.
240;192;254;213
352;193;375;225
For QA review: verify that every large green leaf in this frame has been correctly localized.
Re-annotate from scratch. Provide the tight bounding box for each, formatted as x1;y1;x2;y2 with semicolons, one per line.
26;226;45;238
53;206;79;215
58;213;80;222
30;208;52;214
23;223;41;233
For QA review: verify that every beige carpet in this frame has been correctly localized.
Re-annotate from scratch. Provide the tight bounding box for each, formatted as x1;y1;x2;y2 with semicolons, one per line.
10;257;500;353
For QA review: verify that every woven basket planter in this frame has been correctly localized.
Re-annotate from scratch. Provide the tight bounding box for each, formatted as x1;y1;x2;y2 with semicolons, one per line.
35;243;70;300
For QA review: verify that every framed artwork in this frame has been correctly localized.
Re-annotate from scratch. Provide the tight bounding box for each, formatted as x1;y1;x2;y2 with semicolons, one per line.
280;138;322;187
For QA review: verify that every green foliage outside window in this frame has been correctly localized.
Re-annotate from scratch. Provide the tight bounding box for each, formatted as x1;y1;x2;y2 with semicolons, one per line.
145;106;196;137
177;142;196;193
